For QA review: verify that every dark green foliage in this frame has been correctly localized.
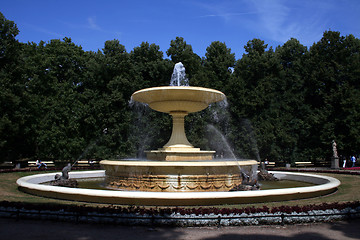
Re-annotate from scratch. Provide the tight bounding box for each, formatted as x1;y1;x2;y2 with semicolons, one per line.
21;38;89;160
0;11;359;165
304;31;360;159
0;13;31;161
195;41;235;92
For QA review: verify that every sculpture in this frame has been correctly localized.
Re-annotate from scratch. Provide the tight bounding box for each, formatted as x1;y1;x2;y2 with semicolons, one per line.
51;163;77;187
332;140;338;158
331;140;339;169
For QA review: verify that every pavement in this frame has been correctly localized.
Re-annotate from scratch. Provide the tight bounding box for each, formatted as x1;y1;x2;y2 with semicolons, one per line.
1;217;360;240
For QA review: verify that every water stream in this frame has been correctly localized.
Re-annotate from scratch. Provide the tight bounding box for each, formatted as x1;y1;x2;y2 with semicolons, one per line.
170;62;189;86
71;128;108;167
207;124;237;159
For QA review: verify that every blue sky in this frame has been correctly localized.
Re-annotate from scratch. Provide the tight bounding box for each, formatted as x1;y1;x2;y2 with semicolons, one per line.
2;0;360;58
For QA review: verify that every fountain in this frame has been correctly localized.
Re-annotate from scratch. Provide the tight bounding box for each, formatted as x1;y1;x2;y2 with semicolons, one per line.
16;63;340;206
100;62;258;192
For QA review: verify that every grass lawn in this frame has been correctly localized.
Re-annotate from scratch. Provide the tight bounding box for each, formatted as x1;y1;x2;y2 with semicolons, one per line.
1;170;359;209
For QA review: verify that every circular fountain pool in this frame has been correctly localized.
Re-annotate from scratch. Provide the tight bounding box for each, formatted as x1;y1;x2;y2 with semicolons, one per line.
17;170;340;206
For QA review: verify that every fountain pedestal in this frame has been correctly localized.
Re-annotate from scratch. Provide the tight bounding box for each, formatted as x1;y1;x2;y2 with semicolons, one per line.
145;111;215;161
130;86;226;161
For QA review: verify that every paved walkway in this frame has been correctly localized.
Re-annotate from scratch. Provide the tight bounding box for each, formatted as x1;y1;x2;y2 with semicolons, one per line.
1;218;359;240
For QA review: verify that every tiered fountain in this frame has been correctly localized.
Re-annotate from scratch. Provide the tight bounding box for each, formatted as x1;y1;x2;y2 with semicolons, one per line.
100;63;258;192
17;63;340;206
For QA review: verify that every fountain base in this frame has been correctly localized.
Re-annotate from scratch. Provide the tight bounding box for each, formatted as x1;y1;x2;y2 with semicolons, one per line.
100;160;257;192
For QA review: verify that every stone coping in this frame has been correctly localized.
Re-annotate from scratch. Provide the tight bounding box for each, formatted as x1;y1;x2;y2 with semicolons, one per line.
131;86;225;104
100;160;257;166
16;170;340;206
131;86;226;113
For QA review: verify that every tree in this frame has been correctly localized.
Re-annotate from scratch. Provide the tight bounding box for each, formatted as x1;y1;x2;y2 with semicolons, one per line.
22;38;88;161
130;42;172;88
227;39;284;161
1;13;359;165
199;41;235;91
80;40;137;159
0;13;29;162
272;38;309;163
305;31;360;159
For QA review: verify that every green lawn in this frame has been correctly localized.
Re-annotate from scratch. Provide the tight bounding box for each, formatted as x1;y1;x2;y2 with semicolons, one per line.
1;170;359;209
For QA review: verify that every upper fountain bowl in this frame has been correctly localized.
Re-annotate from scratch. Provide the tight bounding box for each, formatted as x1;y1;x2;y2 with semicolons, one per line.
131;86;226;113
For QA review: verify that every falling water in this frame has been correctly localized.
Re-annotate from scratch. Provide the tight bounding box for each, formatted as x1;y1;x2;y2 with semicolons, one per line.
170;62;189;86
128;99;153;159
208;99;229;125
206;98;238;159
207;123;257;183
206;102;260;183
71;128;108;168
207;124;237;159
241;119;261;162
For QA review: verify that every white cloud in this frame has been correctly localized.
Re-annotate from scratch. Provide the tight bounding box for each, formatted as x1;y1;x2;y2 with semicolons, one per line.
193;1;261;22
23;23;64;39
248;0;331;45
61;17;121;38
87;17;101;31
194;0;333;46
197;11;261;21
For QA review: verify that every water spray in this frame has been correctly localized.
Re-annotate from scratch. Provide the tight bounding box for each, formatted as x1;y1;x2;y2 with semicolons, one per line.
71;128;108;168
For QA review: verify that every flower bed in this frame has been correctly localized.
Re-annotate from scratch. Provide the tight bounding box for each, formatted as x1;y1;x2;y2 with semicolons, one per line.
344;167;360;170
0;201;359;226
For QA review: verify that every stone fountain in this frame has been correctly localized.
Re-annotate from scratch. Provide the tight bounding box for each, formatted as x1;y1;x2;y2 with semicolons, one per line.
17;63;341;206
100;63;258;192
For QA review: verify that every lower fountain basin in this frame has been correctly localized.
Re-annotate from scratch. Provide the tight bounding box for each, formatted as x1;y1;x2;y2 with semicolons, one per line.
17;170;340;206
100;160;257;192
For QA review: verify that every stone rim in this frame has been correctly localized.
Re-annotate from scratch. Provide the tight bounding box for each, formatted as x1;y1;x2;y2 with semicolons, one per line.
131;86;226;113
17;170;341;206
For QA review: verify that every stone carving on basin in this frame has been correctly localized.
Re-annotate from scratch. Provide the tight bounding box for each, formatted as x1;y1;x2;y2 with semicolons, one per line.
100;63;258;192
101;160;256;192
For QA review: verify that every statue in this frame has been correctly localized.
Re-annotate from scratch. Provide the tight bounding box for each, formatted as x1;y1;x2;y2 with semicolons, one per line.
331;140;339;169
230;170;260;191
61;163;71;179
258;161;278;181
51;163;77;187
332;140;338;158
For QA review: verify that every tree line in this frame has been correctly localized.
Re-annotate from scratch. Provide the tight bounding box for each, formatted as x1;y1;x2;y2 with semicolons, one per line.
1;12;359;165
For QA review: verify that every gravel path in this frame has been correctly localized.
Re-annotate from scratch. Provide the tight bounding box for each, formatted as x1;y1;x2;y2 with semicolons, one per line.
1;218;359;240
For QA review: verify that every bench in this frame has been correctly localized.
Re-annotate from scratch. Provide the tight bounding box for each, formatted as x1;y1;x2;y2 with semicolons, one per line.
294;161;313;167
28;160;100;168
75;160;100;167
258;162;276;167
28;161;55;168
